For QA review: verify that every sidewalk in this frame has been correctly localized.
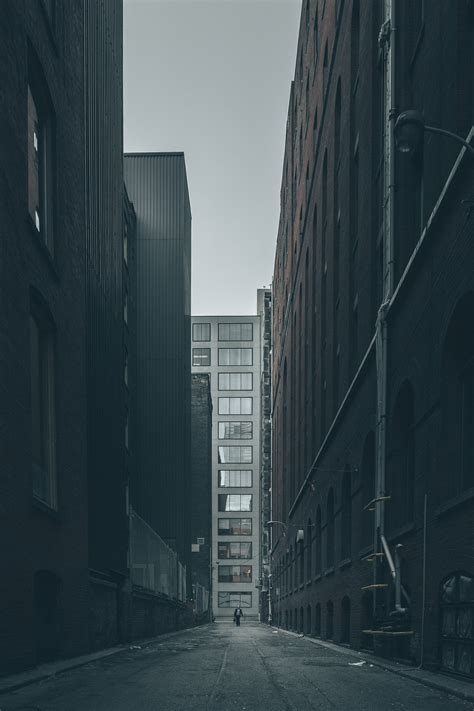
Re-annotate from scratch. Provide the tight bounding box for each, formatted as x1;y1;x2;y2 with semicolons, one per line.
277;628;474;704
0;625;206;697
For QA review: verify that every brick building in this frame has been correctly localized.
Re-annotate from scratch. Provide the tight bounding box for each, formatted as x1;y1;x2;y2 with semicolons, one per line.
190;374;213;616
0;0;89;673
271;0;474;678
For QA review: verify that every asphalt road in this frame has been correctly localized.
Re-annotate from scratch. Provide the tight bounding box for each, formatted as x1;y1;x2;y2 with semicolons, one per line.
1;622;472;711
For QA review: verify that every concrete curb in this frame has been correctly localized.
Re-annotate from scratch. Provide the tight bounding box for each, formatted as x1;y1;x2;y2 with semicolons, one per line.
0;624;209;697
273;627;474;705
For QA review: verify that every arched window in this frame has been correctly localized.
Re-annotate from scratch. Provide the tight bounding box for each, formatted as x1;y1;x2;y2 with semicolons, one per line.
361;432;375;549
323;42;329;96
361;592;374;650
440;572;474;679
439;293;474;500
326;489;335;568
387;382;415;531
298;536;305;585
315;602;321;636
341;467;352;560
326;600;334;640
341;596;351;644
289;545;294;591
306;518;313;580
315;506;322;575
30;293;57;509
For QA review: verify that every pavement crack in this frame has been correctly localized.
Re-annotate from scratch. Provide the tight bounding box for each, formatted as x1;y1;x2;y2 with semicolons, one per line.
208;641;230;704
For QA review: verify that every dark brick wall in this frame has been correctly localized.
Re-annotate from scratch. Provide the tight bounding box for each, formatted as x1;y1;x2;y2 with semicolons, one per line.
190;375;212;594
271;0;474;671
0;0;89;674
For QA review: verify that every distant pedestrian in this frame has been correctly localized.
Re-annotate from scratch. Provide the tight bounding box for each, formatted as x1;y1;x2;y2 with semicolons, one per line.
233;607;243;627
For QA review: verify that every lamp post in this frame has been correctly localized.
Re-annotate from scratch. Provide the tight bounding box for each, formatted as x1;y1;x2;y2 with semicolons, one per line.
394;110;474;157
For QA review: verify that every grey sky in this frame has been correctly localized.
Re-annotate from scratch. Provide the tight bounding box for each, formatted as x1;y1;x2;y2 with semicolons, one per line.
124;0;301;315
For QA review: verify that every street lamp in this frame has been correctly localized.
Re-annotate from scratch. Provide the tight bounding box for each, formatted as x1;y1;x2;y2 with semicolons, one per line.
394;110;474;157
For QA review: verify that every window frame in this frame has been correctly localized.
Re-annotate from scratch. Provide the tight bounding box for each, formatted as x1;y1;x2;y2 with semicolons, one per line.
218;470;253;487
192;323;211;342
218;517;253;536
218;348;253;366
218;397;253;415
218;494;253;513
30;300;57;510
192;347;211;367
218;323;253;342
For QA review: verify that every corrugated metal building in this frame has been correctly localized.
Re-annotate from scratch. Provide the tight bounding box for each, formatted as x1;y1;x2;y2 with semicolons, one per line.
124;153;192;568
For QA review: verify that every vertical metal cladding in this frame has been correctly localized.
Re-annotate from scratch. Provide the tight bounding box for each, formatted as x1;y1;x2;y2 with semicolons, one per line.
85;0;127;576
124;153;192;565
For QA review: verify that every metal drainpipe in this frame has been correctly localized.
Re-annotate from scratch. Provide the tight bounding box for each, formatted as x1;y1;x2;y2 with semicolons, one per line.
374;0;397;614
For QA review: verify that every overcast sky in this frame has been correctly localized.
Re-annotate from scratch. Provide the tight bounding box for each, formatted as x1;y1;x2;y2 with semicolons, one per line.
124;0;301;315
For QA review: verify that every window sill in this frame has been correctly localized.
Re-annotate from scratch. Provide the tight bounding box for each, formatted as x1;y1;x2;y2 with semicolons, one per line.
298;583;305;591
28;217;59;281
32;495;60;523
338;558;352;571
314;574;322;583
324;567;335;577
306;579;312;587
436;486;474;518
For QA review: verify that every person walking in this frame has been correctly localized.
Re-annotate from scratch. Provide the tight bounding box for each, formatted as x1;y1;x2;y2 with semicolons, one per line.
233;607;243;627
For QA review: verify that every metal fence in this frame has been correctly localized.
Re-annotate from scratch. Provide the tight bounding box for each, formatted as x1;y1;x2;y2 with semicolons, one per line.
130;507;186;601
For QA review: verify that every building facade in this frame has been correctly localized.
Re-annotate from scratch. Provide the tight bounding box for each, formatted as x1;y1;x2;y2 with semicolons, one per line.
0;0;89;673
271;0;474;679
257;289;273;622
191;312;266;619
84;0;129;650
190;373;213;617
124;153;192;568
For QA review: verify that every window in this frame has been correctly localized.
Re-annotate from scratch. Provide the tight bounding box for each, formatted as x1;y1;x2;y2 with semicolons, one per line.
315;507;322;575
387;383;415;532
123;222;128;265
341;469;352;559
125;409;129;450
218;518;252;535
124;349;129;386
192;323;211;341
218;422;253;440
323;43;328;96
192;348;211;367
219;470;253;487
123;290;128;324
30;305;56;509
361;432;376;549
28;66;54;253
218;542;252;559
218;592;252;608
326;489;335;568
440;572;474;679
218;446;252;464
218;373;253;390
218;397;252;415
218;494;253;512
439;294;474;500
218;566;252;583
219;348;253;366
218;323;253;341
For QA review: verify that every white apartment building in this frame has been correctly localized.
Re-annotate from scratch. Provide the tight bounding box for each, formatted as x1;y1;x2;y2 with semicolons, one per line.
191;308;266;619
